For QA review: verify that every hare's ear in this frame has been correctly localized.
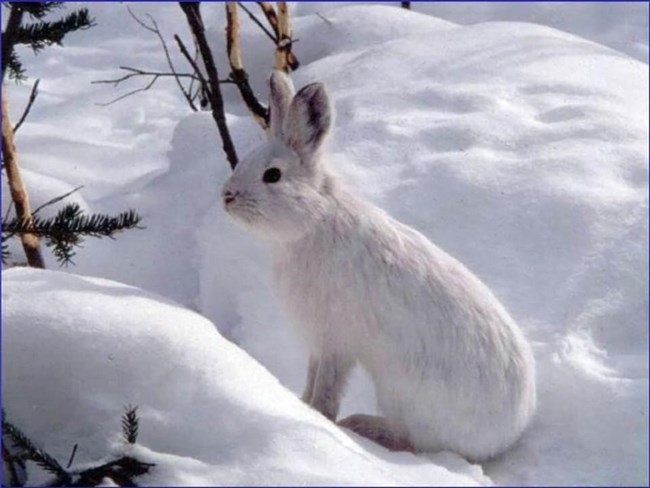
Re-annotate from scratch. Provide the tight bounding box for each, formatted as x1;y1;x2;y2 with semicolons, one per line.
269;70;295;138
283;82;332;160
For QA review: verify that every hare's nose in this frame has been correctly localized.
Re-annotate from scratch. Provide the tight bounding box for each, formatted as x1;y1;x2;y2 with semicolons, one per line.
222;189;239;205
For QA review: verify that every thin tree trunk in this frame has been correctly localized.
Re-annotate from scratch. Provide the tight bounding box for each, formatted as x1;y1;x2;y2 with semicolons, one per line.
2;84;45;268
256;2;298;71
225;2;269;131
275;2;292;73
257;2;279;39
179;2;239;169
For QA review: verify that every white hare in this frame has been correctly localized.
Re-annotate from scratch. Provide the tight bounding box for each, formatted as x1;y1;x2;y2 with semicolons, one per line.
222;71;536;461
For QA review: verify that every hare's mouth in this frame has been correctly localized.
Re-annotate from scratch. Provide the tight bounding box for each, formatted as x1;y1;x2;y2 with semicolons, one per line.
225;198;261;224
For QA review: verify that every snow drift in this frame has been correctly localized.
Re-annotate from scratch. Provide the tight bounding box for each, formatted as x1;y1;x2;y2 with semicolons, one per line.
2;268;485;486
3;3;648;486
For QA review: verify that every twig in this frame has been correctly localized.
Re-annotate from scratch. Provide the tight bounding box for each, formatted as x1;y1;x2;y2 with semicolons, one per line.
315;12;333;26
226;3;269;130
179;2;239;169
13;78;40;133
93;67;201;85
237;2;277;42
126;5;157;34
4;199;15;223
95;76;159;106
2;442;21;487
256;2;279;39
66;444;78;469
187;44;200;105
255;1;298;70
32;185;84;216
174;34;211;94
276;3;299;72
126;6;198;111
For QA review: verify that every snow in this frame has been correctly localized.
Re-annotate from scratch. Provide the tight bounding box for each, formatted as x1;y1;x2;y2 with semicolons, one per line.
2;268;485;486
2;2;648;486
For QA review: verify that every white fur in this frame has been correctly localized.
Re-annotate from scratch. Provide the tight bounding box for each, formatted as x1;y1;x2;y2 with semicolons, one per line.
222;71;536;461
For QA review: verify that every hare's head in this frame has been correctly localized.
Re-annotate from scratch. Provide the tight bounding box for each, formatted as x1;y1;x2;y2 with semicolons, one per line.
222;71;335;242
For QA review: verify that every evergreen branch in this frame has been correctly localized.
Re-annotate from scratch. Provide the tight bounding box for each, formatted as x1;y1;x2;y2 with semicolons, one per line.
15;9;95;53
2;240;11;265
3;204;143;240
2;203;143;266
72;456;155;486
3;408;155;486
2;439;27;486
2;4;25;80
13;78;40;133
6;50;26;81
2;414;72;484
121;405;139;445
17;2;63;20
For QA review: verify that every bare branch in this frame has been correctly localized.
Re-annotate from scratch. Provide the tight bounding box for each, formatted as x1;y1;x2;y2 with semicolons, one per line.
32;185;84;217
126;6;198;111
95;75;159;107
93;67;201;86
126;5;157;33
275;2;298;72
247;2;298;71
226;3;269;130
179;2;239;169
4;199;15;223
174;34;211;94
256;2;279;39
13;78;40;133
65;444;78;470
315;12;333;26
237;2;277;43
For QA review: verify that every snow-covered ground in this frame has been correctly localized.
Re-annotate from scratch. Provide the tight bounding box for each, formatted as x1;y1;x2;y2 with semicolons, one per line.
3;2;648;486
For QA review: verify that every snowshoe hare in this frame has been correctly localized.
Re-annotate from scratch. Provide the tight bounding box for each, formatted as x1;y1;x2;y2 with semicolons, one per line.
222;71;536;461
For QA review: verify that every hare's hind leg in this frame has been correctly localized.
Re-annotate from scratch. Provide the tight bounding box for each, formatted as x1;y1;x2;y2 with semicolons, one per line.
338;414;415;452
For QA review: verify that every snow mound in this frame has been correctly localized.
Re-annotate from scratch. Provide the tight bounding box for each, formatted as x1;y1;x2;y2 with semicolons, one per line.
3;3;647;486
2;268;485;486
194;7;648;486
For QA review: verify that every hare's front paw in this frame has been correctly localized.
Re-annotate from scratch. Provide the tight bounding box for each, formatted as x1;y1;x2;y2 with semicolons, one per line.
306;354;354;421
301;355;318;404
338;414;414;452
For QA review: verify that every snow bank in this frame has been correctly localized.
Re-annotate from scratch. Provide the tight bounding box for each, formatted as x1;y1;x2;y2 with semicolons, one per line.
2;268;485;486
294;2;649;62
194;7;649;486
3;2;648;486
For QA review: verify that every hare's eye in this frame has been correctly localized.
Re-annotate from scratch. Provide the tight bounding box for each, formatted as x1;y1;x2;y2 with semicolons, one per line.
263;167;282;184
